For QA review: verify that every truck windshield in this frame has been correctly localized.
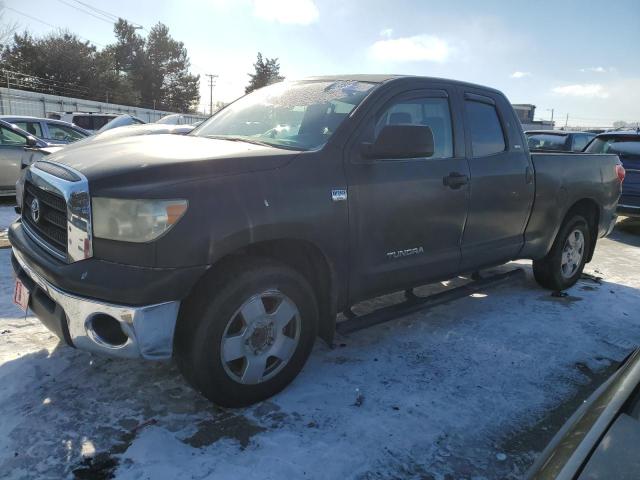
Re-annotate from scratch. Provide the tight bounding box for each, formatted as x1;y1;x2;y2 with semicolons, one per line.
193;80;377;151
526;133;569;151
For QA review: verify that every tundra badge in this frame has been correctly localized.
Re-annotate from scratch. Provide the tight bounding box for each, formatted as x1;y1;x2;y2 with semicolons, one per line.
387;247;425;260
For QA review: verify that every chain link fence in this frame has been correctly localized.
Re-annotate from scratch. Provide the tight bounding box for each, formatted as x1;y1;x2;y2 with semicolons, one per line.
0;87;207;124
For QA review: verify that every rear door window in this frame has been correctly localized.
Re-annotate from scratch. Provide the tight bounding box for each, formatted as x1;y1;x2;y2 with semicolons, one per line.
465;100;506;157
47;123;86;142
13;121;43;138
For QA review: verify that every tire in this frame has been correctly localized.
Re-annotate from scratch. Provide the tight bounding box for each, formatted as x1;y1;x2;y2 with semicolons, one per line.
174;257;318;407
533;214;591;291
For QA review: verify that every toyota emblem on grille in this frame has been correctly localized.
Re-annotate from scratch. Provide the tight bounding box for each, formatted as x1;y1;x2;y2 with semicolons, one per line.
30;198;41;223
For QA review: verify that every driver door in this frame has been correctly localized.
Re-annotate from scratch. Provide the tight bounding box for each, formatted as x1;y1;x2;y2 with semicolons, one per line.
345;88;470;302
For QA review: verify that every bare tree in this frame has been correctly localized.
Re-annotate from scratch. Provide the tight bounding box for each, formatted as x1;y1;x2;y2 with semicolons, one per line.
0;1;18;48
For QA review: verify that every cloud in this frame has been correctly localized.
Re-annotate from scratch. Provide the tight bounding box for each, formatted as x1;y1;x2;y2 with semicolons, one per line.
369;34;451;63
379;28;393;39
552;84;610;99
253;0;319;25
510;71;531;79
579;66;615;73
580;66;606;73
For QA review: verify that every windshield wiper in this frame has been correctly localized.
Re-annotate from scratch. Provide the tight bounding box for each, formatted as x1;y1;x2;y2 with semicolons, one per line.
204;135;306;151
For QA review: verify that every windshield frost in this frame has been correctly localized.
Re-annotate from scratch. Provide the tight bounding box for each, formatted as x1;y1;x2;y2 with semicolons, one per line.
194;80;376;151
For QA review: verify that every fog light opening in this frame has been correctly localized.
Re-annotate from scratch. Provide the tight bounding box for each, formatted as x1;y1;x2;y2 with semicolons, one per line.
87;314;129;347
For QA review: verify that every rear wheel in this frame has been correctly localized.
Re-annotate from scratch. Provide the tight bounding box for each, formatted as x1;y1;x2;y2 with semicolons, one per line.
175;257;318;407
533;214;591;291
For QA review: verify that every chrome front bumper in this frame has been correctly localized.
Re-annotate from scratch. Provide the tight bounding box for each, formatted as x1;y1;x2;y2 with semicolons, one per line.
13;248;180;360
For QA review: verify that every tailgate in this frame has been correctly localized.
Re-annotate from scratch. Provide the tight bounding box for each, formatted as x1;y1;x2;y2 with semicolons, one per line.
621;153;640;204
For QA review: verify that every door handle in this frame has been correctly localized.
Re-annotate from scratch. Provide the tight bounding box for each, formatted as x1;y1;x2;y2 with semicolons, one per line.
443;172;469;189
525;166;534;184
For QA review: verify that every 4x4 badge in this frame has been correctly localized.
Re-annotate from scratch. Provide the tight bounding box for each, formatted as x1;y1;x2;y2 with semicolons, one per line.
331;189;347;202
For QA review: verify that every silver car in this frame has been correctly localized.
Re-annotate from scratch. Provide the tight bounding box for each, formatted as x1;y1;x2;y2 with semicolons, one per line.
0;115;90;145
0;119;48;196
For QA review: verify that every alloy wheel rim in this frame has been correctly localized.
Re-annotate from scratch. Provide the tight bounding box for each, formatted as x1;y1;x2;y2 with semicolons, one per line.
560;229;585;279
220;289;301;385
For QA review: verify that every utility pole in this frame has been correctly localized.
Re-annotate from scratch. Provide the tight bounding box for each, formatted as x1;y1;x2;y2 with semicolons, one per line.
205;74;218;116
546;108;554;124
564;113;569;129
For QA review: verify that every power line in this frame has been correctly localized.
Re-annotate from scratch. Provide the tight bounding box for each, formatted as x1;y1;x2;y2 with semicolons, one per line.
70;0;144;29
55;0;114;25
5;6;105;47
71;0;119;21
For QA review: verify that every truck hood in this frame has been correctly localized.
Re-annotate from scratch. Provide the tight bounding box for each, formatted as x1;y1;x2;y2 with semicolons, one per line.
45;134;298;191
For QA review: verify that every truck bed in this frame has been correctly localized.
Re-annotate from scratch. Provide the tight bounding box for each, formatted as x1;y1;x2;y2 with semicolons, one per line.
522;152;621;259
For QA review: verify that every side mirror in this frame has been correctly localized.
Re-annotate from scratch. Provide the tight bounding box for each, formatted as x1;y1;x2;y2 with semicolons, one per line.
25;136;38;147
361;124;434;160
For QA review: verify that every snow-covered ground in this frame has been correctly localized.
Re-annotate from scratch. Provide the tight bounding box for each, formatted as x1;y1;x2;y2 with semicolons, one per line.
1;215;639;480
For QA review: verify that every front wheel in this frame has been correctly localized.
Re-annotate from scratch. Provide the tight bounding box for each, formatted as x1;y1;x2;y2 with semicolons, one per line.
533;214;591;291
175;258;318;407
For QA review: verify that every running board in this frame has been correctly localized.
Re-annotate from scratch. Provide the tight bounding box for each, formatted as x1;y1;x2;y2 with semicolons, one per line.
336;268;525;335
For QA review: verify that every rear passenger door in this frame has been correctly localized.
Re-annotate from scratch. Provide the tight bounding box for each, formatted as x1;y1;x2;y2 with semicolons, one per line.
460;90;534;269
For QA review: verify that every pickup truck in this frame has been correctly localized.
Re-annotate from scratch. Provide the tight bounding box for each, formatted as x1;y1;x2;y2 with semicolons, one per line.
9;75;624;407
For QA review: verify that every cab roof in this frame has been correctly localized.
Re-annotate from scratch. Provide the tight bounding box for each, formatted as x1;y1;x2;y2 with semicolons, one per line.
300;74;503;94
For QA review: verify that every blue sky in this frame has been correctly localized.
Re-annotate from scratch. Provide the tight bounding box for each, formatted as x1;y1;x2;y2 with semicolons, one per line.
5;0;640;126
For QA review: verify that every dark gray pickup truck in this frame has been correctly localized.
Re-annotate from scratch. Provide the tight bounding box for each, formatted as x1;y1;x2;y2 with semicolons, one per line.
9;75;623;406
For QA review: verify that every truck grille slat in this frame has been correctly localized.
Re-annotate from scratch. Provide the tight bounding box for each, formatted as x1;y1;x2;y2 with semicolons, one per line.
23;180;68;257
25;183;66;213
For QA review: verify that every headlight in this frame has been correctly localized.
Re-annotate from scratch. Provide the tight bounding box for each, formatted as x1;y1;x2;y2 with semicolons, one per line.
92;198;188;243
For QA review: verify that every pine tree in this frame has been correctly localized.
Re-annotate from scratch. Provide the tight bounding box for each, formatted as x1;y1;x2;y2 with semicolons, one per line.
245;52;284;94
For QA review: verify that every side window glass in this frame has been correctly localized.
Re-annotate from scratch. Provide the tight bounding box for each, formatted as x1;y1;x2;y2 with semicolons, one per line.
465;100;506;157
0;126;27;146
373;97;454;159
14;122;43;137
572;134;589;152
73;116;92;130
47;124;85;142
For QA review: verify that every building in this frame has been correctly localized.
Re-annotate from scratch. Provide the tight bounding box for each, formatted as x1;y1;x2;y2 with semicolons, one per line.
512;103;555;131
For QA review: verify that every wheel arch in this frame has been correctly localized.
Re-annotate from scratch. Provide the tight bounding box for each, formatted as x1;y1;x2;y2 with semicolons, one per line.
180;237;339;346
560;198;600;262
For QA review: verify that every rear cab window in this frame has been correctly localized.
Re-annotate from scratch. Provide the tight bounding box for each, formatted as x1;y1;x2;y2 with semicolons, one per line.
527;133;569;151
465;99;506;157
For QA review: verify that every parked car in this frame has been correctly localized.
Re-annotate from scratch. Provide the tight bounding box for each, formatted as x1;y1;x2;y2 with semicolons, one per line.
10;75;623;407
97;114;146;133
584;130;639;217
46;112;119;133
527;348;640;479
526;130;596;152
62;123;195;147
156;113;191;125
0;115;90;145
0;119;49;196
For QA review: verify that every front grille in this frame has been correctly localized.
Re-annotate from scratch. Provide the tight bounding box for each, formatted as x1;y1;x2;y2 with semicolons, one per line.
23;181;68;257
